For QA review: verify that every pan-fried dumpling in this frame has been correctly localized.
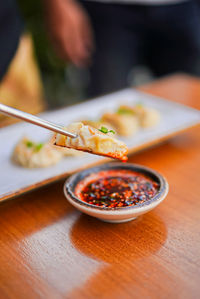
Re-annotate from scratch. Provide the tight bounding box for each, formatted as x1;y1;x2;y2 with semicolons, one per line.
134;106;160;128
54;122;128;161
12;137;62;168
119;104;160;128
81;120;116;133
101;112;139;137
50;135;83;157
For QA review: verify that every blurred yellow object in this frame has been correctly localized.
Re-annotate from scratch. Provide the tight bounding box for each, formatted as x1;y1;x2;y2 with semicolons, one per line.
0;34;45;126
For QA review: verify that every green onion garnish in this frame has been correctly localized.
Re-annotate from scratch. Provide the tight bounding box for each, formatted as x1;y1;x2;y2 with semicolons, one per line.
35;143;44;152
98;126;115;134
117;107;134;115
26;141;34;148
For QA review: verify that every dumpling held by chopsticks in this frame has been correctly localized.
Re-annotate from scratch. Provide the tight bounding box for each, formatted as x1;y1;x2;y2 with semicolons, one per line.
54;122;128;161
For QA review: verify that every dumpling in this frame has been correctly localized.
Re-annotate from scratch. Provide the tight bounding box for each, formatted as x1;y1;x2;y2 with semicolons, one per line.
12;137;62;168
58;146;84;157
81;120;104;130
50;135;83;157
54;122;128;161
135;106;160;128
81;120;116;133
119;104;160;128
101;112;139;137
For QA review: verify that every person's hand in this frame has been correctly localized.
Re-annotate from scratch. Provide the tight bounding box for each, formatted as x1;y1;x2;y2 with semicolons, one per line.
44;0;94;67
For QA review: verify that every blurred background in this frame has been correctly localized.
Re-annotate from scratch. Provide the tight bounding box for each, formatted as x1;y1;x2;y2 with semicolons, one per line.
0;0;200;126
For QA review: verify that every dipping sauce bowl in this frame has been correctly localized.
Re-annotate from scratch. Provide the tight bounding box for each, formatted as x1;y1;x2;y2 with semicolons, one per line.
63;163;169;223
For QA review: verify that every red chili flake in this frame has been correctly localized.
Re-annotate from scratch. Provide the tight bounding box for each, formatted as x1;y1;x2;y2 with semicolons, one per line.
75;169;159;208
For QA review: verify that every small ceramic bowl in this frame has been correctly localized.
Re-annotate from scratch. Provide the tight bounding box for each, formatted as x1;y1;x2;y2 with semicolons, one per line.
63;163;169;223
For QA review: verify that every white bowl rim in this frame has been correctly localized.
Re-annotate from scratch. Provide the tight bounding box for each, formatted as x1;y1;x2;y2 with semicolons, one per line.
63;162;169;213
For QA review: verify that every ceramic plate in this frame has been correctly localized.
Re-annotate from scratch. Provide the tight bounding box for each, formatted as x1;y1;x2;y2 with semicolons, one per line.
0;88;199;201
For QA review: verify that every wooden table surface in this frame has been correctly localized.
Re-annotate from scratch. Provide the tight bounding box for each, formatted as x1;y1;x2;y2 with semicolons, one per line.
0;74;199;299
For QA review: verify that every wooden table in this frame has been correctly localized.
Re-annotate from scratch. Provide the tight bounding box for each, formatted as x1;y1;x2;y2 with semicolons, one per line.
0;74;199;299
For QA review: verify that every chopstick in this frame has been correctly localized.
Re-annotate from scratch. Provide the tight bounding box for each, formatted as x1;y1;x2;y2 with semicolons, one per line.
0;103;77;138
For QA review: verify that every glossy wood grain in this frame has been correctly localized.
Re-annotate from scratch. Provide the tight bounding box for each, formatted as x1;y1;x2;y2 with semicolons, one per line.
0;74;200;299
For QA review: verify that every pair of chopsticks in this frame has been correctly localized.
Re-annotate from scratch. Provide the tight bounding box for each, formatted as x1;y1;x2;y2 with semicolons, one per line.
0;103;77;138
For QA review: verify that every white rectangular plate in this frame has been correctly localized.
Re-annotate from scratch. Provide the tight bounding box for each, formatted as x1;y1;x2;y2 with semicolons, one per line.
1;88;199;201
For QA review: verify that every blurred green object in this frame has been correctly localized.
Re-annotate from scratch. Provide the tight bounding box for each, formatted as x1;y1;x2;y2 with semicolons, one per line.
17;0;84;108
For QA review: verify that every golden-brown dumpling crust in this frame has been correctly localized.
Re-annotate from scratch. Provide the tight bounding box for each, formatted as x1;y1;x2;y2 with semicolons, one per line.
55;122;128;161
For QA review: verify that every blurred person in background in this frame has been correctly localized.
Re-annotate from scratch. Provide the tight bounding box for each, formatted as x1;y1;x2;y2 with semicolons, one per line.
0;0;23;80
44;0;200;97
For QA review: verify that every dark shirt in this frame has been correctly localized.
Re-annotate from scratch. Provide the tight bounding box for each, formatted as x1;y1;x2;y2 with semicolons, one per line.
0;0;23;80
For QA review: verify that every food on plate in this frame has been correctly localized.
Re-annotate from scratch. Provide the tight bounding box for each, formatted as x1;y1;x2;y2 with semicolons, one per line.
135;105;160;128
11;102;160;167
101;112;139;137
81;120;102;129
118;104;160;128
50;135;83;157
81;120;116;134
80;103;160;139
59;147;83;157
54;122;128;161
12;137;62;168
12;134;84;168
75;169;159;208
